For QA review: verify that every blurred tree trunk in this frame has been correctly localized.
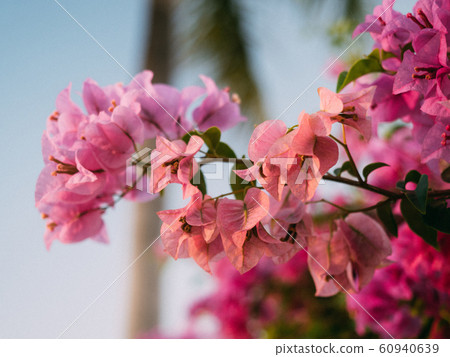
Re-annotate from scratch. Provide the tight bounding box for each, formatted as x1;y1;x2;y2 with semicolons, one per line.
128;0;173;338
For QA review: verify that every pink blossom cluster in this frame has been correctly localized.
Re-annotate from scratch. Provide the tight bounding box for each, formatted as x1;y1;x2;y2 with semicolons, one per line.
235;86;373;201
157;83;395;302
158;187;307;274
354;0;450;171
341;118;450;338
347;226;450;338
35;72;245;247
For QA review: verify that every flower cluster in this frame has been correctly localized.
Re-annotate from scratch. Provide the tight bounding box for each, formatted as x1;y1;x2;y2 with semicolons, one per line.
354;0;450;172
340;114;450;338
348;226;450;338
157;83;395;299
36;72;245;247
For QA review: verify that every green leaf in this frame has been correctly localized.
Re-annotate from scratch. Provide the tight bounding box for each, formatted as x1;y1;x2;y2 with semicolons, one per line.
191;169;207;196
398;170;429;214
362;162;389;182
336;71;348;93
397;170;421;191
214;142;237;159
423;199;450;234
441;166;450;183
336;50;384;92
376;200;398;237
405;170;421;184
396;180;406;190
334;161;358;178
230;158;253;200
181;130;201;144
181;127;222;153
400;42;414;60
405;174;429;214
381;50;396;61
400;198;438;249
367;48;396;62
202;127;221;152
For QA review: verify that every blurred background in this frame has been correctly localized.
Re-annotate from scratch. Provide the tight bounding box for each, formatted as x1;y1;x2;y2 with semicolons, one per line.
0;0;414;338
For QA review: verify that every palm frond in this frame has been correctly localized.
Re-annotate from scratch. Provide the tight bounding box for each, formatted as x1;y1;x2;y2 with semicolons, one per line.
176;0;266;122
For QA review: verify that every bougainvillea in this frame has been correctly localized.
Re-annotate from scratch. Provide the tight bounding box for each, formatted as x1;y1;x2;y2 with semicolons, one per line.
36;0;450;338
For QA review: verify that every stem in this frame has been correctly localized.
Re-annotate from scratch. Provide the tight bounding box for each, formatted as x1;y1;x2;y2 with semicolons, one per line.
322;173;402;198
307;198;393;213
197;141;450;205
330;134;364;184
429;189;450;198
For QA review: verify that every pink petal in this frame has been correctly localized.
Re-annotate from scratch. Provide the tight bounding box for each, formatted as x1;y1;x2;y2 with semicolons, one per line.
221;233;265;274
318;87;343;114
82;79;109;115
248;120;287;162
341;213;392;267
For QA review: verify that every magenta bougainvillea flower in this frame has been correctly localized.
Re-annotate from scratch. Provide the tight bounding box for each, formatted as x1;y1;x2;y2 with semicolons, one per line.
348;226;450;338
353;0;414;57
193;75;246;131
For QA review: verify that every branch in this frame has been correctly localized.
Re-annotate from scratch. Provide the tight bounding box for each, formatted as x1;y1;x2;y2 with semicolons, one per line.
307;198;394;214
322;173;402;198
330;133;364;183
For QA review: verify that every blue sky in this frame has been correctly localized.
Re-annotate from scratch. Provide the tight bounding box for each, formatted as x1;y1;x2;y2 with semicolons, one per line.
0;0;148;338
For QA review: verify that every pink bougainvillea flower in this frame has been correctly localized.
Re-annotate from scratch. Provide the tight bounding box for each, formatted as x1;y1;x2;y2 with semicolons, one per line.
237;113;336;202
82;106;144;173
258;187;312;263
235;120;296;200
124;70;205;139
157;193;223;273
307;213;392;297
367;73;423;125
217;188;300;273
348;224;450;338
288;111;338;201
217;188;270;273
353;0;415;57
45;85;88;161
317;86;375;140
40;201;108;249
186;194;220;243
422;116;450;163
82;78;125;115
149;135;204;198
193;75;246;131
410;0;450;39
394;30;449;96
